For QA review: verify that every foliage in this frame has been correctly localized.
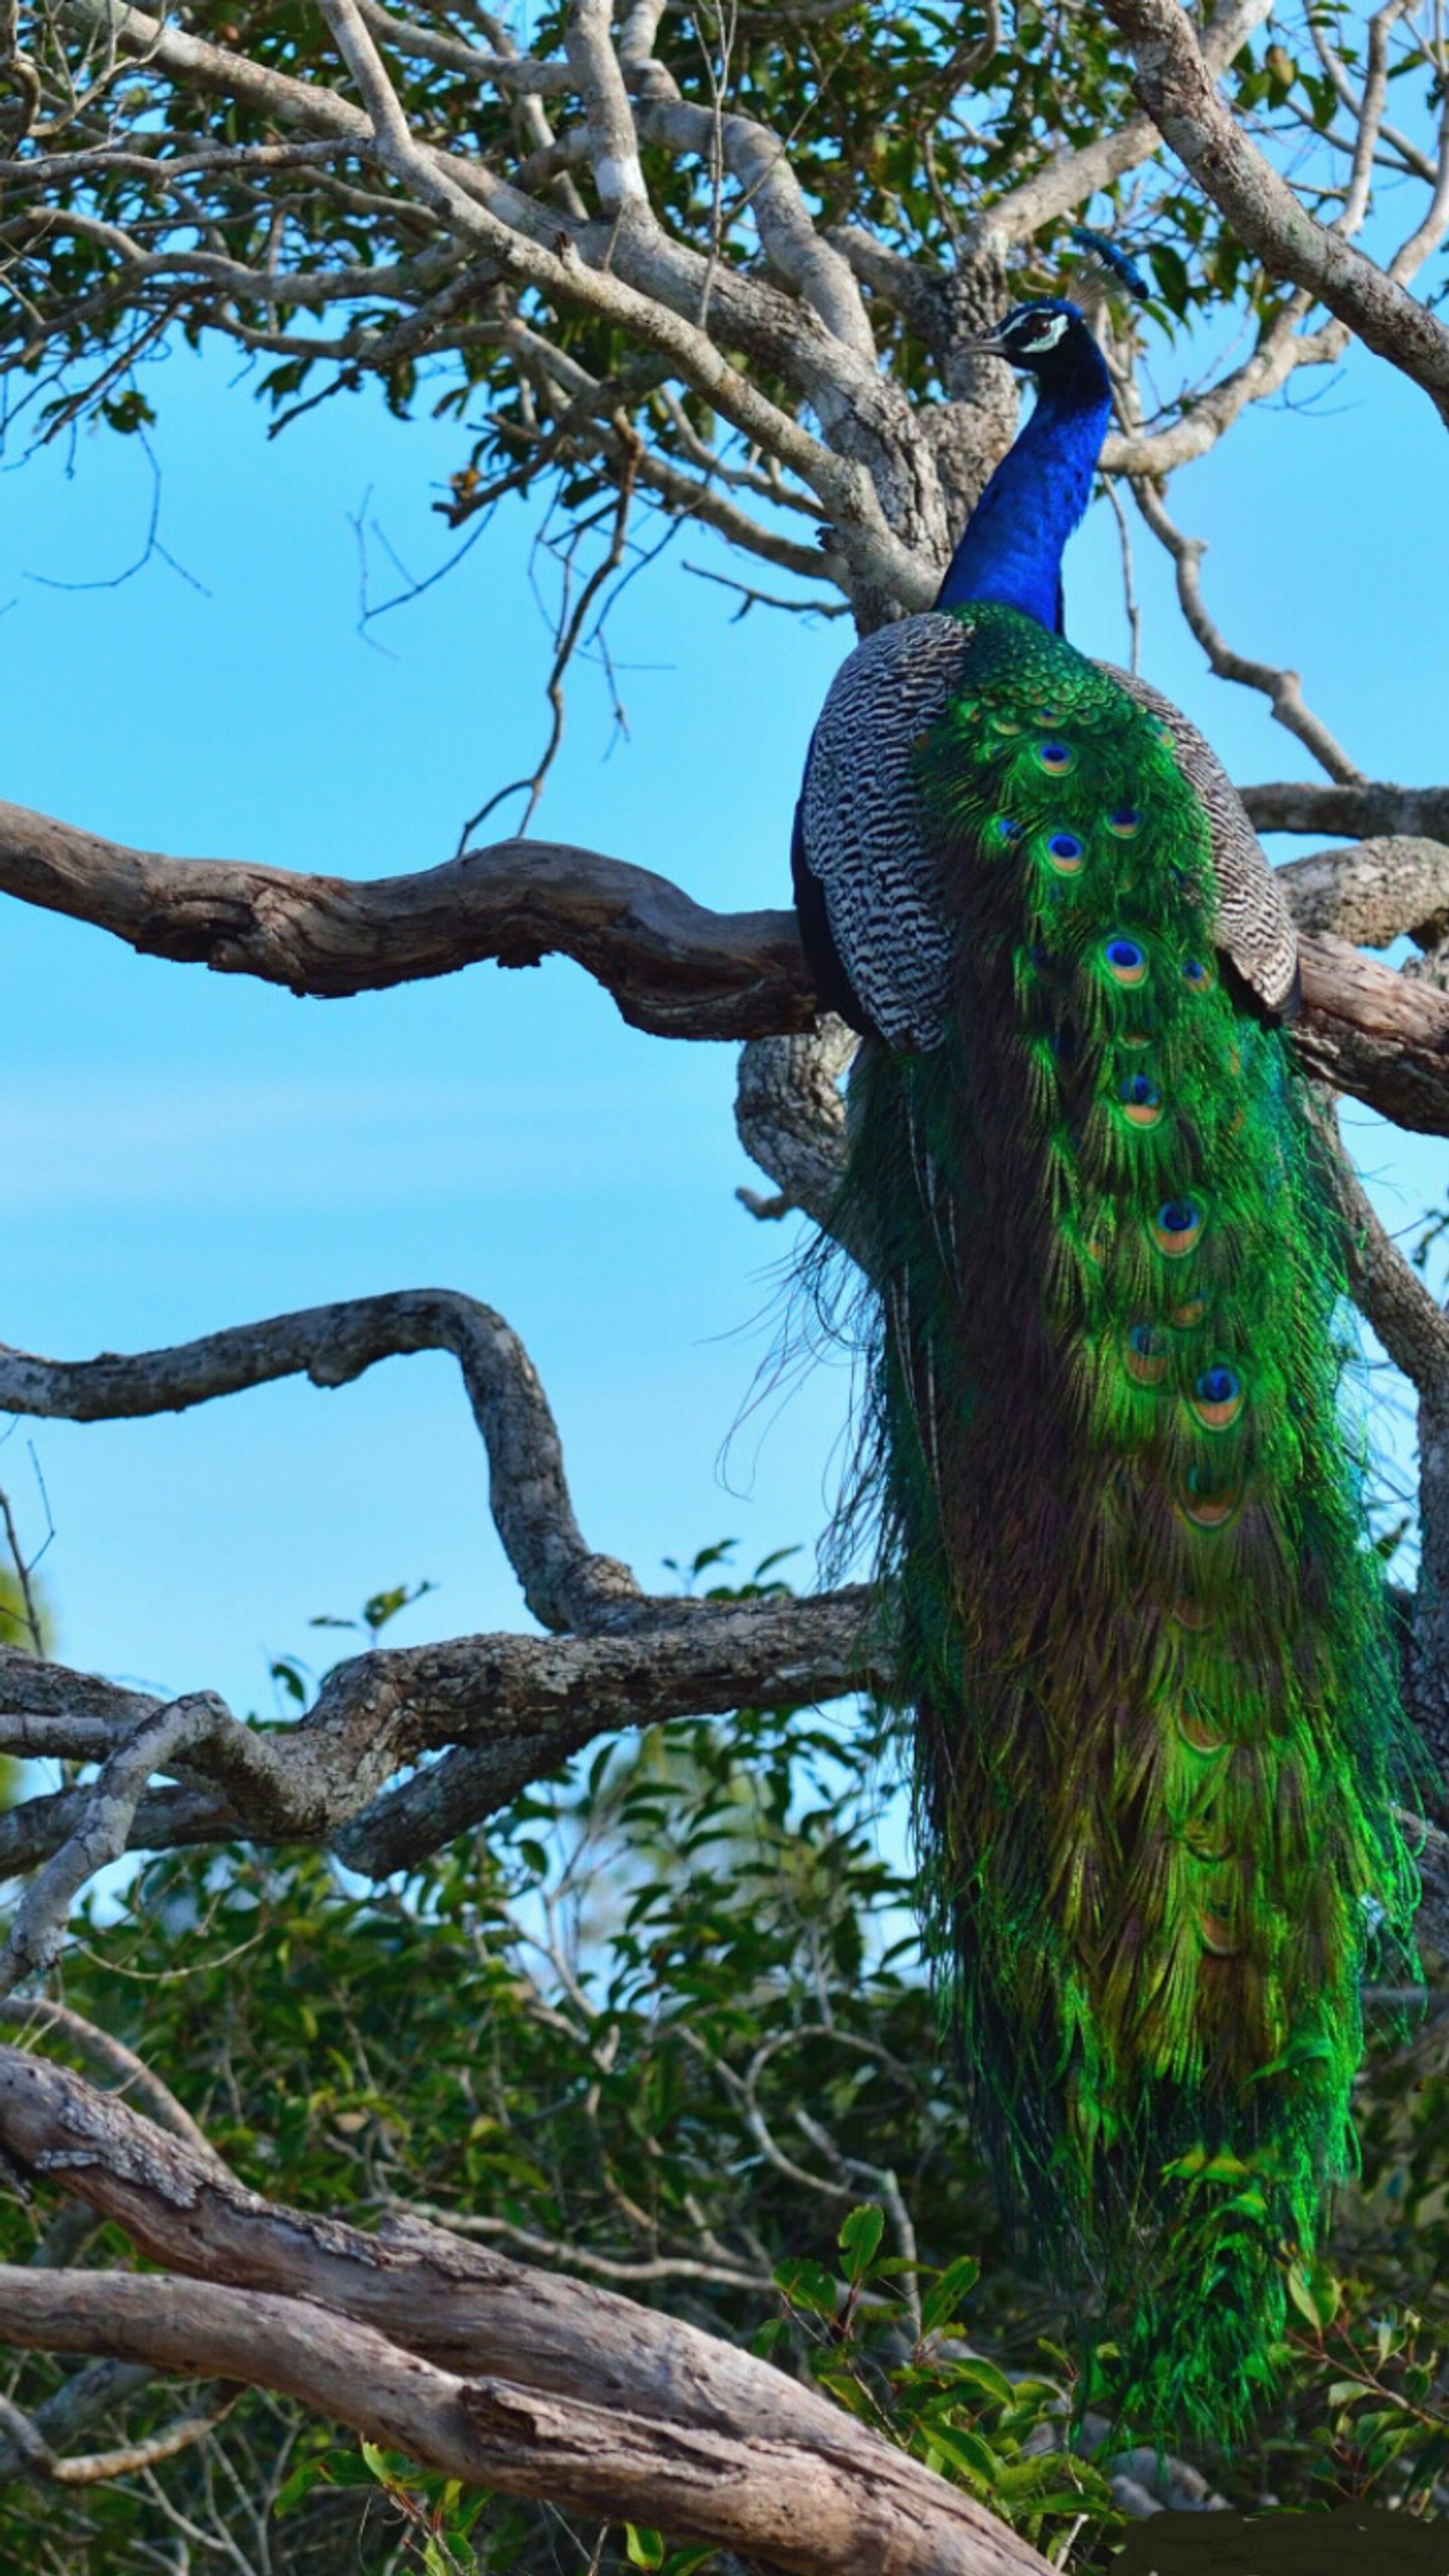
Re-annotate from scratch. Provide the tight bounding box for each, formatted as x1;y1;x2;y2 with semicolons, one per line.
0;1554;1443;2567
6;0;1444;565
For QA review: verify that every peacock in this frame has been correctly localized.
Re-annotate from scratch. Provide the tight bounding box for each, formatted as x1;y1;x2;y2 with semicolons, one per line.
792;294;1419;2440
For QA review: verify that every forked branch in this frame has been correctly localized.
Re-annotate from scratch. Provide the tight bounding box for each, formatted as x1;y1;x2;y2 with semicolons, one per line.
0;2048;1052;2576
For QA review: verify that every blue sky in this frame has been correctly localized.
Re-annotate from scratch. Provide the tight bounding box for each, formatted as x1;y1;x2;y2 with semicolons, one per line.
0;322;1444;1712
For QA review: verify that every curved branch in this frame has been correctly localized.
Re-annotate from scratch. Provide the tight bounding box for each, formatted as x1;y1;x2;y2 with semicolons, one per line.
1130;479;1364;784
0;2050;1052;2576
0;1592;877;1884
0;1287;638;1633
0;2000;226;2169
0;798;813;1037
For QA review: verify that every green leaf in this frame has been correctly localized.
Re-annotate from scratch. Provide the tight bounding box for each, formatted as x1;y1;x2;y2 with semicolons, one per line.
921;2423;1001;2484
839;2201;885;2281
934;2355;1016;2409
1286;2259;1339;2331
273;2457;333;2515
775;2256;840;2318
625;2525;666;2568
920;2254;982;2338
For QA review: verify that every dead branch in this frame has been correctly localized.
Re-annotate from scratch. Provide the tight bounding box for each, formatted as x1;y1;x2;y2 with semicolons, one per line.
0;796;811;1036
0;1286;639;1632
0;2048;1051;2576
0;1590;878;1885
1243;783;1449;841
1130;480;1365;784
1;795;1448;1122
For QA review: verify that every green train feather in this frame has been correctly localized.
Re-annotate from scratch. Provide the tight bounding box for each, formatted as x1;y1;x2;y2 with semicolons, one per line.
826;602;1419;2439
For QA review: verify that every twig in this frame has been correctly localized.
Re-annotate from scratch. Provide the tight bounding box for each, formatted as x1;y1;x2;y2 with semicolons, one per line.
1130;477;1365;784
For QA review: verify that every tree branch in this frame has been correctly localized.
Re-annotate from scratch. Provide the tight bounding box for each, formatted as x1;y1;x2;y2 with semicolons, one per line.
1243;783;1449;841
0;797;812;1036
0;1591;878;1885
1130;477;1365;783
1099;0;1449;423
978;0;1276;243
2;794;1447;1124
0;1287;639;1633
0;2049;1053;2576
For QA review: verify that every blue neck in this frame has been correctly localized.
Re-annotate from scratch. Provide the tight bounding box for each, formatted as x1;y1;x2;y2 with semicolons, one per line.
936;373;1112;632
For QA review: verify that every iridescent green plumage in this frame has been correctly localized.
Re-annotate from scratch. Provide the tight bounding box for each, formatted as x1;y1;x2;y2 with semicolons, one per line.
831;601;1418;2439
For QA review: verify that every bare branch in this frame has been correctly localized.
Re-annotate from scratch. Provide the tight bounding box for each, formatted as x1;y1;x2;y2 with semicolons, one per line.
0;2361;156;2489
1130;478;1365;783
1100;302;1348;479
0;2000;225;2168
1243;783;1449;840
1099;0;1449;422
0;1591;876;1883
0;2384;237;2485
0;1288;638;1633
1278;841;1449;949
0;2050;1054;2576
1;790;1447;1124
0;796;813;1039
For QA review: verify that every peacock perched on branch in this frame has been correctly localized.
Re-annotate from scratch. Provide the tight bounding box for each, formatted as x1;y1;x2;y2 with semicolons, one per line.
792;294;1420;2440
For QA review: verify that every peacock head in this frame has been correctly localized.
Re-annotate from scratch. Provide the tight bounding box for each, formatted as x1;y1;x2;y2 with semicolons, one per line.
968;299;1107;392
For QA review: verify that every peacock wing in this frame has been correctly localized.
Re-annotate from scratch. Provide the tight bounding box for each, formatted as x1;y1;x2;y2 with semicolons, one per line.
1100;664;1300;1021
794;611;971;1048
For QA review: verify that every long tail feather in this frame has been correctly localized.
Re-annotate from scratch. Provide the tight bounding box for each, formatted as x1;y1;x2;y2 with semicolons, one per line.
826;602;1419;2441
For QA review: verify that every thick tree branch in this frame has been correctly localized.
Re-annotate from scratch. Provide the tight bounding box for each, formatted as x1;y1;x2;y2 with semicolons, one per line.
2;795;1448;1125
1279;841;1449;948
0;2050;1052;2576
1243;783;1449;841
0;1591;878;1887
0;798;811;1036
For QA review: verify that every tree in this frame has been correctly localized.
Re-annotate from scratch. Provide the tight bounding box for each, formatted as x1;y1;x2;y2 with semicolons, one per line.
0;0;1448;2565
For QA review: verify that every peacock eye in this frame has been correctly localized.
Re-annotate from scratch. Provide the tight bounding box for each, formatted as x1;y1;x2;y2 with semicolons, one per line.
1177;1464;1241;1530
1034;740;1076;775
1182;956;1214;991
992;813;1022;842
1045;830;1084;874
1103;936;1148;986
1153;1197;1204;1257
1107;806;1141;838
1119;1072;1163;1127
1191;1365;1244;1430
1125;1322;1170;1384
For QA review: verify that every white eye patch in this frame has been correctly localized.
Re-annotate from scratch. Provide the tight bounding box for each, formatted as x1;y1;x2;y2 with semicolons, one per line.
1013;312;1069;352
